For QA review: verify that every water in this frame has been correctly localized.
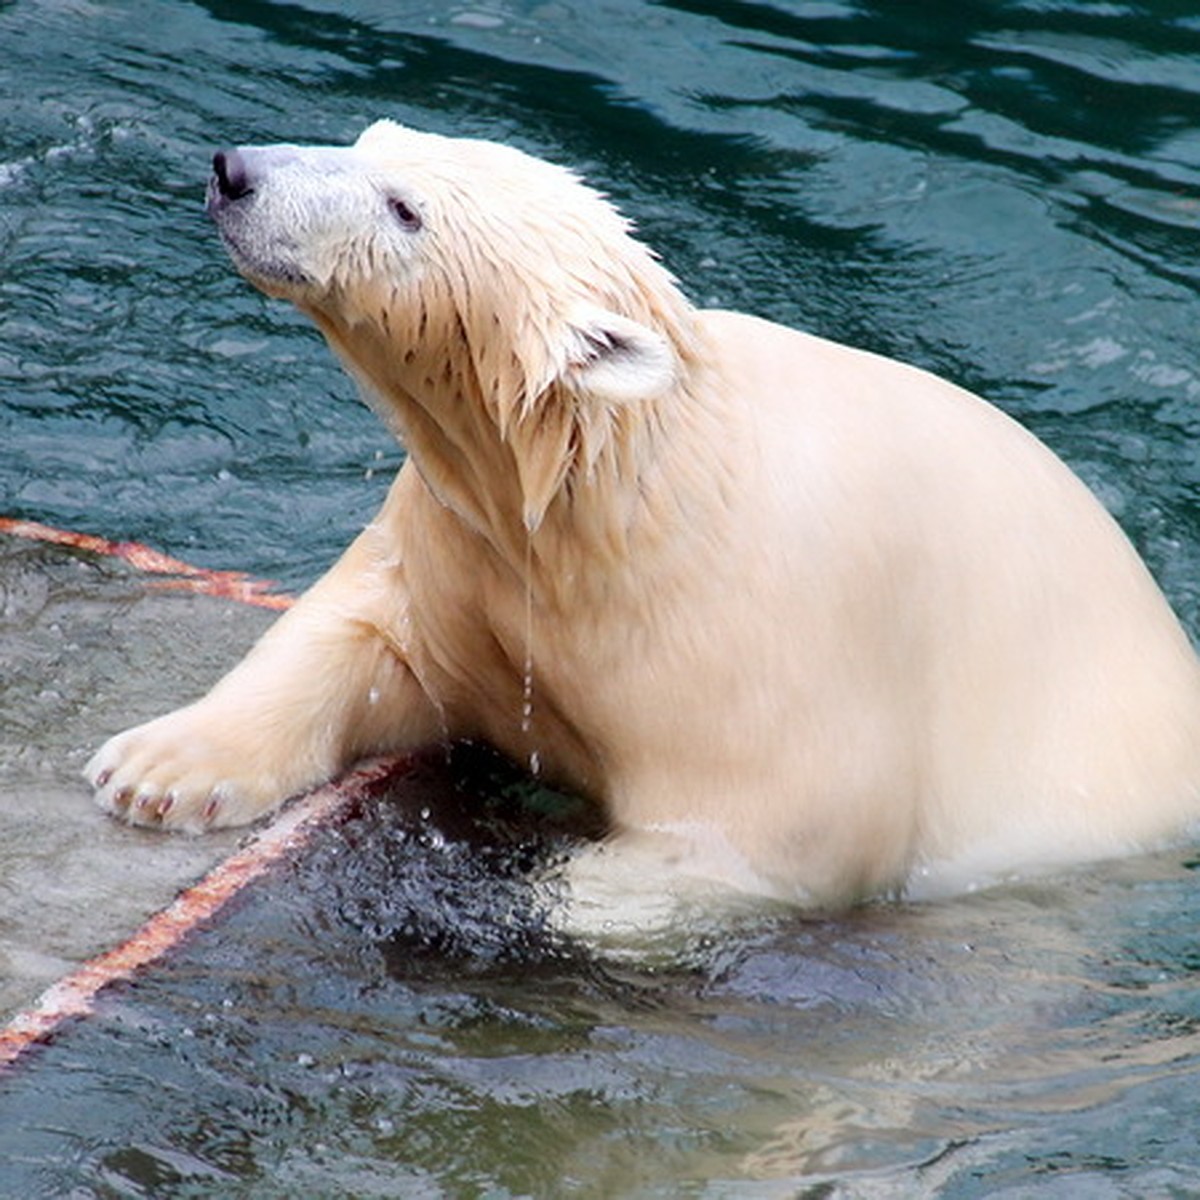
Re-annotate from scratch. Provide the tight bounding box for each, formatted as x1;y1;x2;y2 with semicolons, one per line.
3;0;1200;1194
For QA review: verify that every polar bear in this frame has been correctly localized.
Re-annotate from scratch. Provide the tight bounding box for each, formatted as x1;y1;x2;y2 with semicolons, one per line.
85;120;1200;906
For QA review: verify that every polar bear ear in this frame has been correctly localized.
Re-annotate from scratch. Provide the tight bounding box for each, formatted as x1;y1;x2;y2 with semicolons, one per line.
559;306;676;405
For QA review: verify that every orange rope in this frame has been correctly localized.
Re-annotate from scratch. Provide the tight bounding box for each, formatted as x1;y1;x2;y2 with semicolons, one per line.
0;758;407;1070
0;516;347;1069
0;517;293;610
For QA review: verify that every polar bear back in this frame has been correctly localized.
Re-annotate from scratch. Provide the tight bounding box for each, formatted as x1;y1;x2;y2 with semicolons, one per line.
613;309;1200;897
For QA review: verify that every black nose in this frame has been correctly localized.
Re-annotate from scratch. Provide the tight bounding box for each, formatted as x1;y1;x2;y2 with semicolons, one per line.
211;149;252;201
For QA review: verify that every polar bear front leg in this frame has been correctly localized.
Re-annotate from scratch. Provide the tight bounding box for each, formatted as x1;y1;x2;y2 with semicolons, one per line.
84;528;443;831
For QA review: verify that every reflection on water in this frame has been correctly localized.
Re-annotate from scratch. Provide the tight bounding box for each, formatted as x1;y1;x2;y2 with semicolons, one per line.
3;0;1200;1194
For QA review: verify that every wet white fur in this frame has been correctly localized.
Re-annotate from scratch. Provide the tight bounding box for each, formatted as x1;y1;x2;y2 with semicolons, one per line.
87;121;1200;907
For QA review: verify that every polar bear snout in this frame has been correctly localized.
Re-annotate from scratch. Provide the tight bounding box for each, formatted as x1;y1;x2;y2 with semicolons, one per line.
206;140;403;299
211;149;253;204
205;145;264;256
207;143;323;294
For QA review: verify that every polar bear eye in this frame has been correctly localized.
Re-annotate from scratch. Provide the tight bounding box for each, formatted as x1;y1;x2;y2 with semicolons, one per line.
387;195;423;232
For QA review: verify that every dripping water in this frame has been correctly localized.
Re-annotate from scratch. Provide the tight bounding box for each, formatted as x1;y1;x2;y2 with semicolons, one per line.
522;527;540;777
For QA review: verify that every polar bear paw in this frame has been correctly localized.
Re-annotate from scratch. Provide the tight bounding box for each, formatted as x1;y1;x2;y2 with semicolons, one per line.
84;704;304;833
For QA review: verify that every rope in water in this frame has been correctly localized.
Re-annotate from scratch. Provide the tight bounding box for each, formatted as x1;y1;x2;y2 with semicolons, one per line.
0;517;293;610
0;517;385;1069
0;758;407;1070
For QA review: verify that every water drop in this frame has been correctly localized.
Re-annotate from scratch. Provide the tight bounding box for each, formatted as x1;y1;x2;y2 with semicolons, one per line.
522;528;535;738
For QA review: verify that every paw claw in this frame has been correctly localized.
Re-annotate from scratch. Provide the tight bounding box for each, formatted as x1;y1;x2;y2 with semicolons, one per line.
85;709;297;833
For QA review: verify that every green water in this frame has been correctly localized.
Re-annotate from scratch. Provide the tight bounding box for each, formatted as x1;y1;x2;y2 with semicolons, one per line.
3;0;1200;1195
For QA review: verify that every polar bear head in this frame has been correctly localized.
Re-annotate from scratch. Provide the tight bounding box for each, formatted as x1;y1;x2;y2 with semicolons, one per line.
207;122;698;528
